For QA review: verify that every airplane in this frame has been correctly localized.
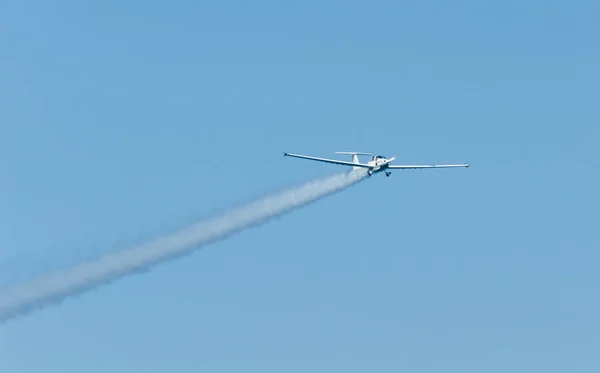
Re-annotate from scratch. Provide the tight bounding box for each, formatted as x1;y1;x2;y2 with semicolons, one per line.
283;151;468;177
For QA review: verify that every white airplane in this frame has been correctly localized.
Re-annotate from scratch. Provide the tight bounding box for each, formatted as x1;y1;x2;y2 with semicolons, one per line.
283;151;469;177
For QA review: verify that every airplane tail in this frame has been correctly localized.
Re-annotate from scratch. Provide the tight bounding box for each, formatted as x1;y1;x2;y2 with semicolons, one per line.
335;152;371;170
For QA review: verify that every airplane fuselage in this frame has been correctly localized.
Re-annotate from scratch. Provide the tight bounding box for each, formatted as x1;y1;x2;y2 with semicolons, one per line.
365;155;394;176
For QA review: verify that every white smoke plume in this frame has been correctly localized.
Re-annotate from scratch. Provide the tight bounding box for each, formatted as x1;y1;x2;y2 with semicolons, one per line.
0;170;367;324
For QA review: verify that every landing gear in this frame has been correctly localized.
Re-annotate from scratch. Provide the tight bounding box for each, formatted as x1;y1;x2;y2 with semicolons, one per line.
368;170;373;176
385;171;391;177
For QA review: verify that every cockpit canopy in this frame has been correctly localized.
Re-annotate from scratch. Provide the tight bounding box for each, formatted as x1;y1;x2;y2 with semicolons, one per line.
372;155;387;160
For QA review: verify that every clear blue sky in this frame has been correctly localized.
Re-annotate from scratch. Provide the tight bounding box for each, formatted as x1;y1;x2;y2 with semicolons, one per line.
2;0;599;371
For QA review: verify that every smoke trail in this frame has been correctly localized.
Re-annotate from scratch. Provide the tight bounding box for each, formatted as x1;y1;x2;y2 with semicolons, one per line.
0;170;367;324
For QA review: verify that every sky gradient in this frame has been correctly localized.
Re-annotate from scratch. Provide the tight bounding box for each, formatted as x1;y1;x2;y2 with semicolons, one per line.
1;1;599;372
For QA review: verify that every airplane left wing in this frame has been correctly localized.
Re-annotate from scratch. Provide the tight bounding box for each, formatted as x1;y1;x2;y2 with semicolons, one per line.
283;152;371;168
388;163;469;169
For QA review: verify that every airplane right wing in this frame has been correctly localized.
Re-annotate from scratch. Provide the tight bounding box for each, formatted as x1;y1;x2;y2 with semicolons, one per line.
283;152;371;168
388;163;469;169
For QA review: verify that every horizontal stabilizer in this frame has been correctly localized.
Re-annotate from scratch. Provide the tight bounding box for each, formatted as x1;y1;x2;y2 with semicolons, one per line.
335;151;372;155
335;151;371;168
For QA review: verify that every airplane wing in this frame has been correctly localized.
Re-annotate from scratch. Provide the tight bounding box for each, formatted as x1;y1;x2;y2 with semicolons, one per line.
283;152;372;168
388;163;469;169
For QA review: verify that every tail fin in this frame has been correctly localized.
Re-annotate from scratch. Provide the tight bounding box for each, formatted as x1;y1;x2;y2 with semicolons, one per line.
335;151;371;169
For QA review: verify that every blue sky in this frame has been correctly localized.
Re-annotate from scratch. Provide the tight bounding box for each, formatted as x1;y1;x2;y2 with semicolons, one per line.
1;0;599;371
